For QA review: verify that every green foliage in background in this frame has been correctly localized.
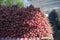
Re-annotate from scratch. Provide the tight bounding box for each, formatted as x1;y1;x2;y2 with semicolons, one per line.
0;0;13;6
16;0;24;8
0;0;24;7
5;0;13;6
0;0;4;5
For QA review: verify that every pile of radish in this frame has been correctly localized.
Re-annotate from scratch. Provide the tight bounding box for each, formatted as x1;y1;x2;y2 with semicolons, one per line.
0;5;53;39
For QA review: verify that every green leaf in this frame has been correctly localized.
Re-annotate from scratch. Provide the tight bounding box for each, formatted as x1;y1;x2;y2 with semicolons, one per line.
0;0;24;7
0;0;4;5
16;0;24;8
0;0;13;6
5;0;13;6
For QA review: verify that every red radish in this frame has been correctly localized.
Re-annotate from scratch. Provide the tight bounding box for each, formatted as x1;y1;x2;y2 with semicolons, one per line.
0;5;53;39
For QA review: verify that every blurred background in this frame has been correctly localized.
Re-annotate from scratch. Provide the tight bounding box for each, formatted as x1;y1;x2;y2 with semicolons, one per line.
28;0;60;40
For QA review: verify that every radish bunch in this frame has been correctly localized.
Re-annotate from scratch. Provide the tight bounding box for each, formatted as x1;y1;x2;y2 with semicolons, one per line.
0;5;53;39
